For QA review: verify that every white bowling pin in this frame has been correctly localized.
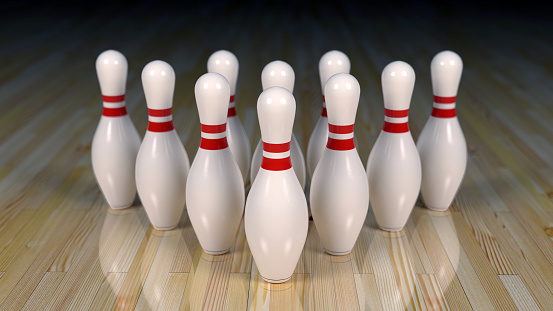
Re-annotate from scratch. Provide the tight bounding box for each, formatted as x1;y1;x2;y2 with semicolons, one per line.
417;51;467;211
186;73;245;255
307;50;351;178
135;60;190;230
207;50;251;184
92;50;141;209
367;61;421;231
245;87;308;283
310;73;369;255
250;60;306;189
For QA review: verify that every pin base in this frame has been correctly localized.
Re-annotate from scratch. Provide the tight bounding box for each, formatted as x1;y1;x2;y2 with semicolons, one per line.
324;248;352;256
262;275;292;284
109;203;133;210
203;248;230;255
152;224;178;231
425;205;449;212
379;225;405;232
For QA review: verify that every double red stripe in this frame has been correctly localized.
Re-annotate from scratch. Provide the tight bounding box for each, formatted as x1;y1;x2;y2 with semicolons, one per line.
329;124;354;134
200;137;228;150
102;107;127;117
327;138;355;150
261;157;292;171
263;142;290;153
321;107;327;117
103;94;125;103
433;95;456;103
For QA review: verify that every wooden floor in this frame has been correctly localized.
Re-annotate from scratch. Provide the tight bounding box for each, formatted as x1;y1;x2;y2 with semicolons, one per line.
1;1;553;310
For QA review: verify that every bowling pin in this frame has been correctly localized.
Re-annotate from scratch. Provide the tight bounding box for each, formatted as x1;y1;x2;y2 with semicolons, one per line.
417;51;467;211
245;86;308;283
135;60;190;230
250;60;307;189
207;50;251;184
92;50;141;209
307;50;351;177
186;73;245;255
367;61;421;231
310;73;369;255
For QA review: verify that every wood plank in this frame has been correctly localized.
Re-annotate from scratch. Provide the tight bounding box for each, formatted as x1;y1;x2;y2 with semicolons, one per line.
88;272;126;311
230;217;252;273
224;273;249;311
201;252;233;310
365;211;405;311
180;247;212;310
417;274;450;311
22;272;65;311
384;230;425;310
500;275;541;311
158;273;189;311
354;274;383;311
430;212;500;310
411;209;472;310
113;225;162;310
332;259;360;311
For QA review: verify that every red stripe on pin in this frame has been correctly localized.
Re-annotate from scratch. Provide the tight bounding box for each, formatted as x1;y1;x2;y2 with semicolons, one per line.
201;123;227;133
263;142;290;153
322;95;325;103
321;107;327;117
327;137;355;150
102;107;127;117
431;108;457;118
230;95;235;103
103;94;125;103
433;95;456;103
261;156;292;171
148;108;172;117
148;121;174;132
227;107;237;117
383;121;409;133
200;137;228;150
329;124;354;134
384;109;409;118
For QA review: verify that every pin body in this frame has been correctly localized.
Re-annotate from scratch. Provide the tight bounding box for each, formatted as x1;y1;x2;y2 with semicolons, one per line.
186;73;245;254
136;60;190;230
208;50;251;184
307;50;351;177
92;50;141;209
310;73;369;255
367;61;421;231
245;87;308;283
250;60;306;189
417;50;467;211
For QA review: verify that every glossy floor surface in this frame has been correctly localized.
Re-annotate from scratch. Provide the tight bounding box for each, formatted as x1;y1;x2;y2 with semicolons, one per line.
1;1;553;310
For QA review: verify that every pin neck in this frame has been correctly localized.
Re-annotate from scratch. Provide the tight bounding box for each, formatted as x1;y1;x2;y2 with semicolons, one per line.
431;95;457;118
228;95;237;117
321;95;327;117
200;123;228;150
327;123;355;150
383;109;409;133
261;141;292;171
147;108;174;132
102;94;127;117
